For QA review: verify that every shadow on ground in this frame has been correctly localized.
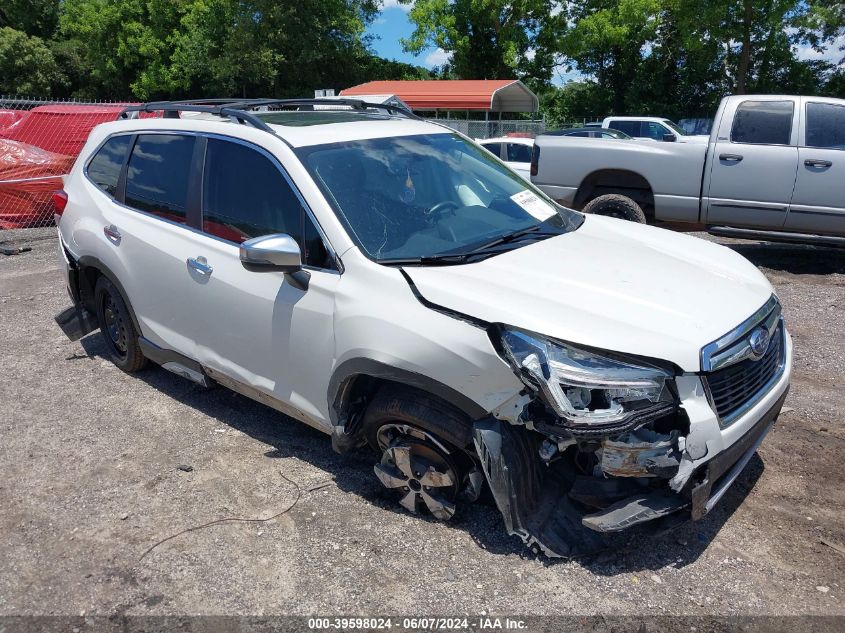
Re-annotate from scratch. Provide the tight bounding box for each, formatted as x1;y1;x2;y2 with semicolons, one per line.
79;333;762;574
728;242;845;276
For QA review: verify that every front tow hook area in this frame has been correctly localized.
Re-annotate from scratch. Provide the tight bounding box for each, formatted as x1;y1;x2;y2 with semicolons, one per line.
472;417;609;558
54;305;99;342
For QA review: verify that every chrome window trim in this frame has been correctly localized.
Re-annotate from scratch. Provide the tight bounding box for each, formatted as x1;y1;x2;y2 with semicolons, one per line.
699;295;780;372
83;128;342;275
702;319;786;429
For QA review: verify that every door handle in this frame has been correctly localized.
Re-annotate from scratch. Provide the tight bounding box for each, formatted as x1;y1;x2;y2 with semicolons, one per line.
103;224;121;241
187;256;213;275
719;153;744;162
805;159;832;168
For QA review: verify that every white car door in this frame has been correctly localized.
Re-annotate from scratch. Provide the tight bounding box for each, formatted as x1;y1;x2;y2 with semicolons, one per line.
705;98;799;229
93;132;205;358
185;136;340;430
785;98;845;236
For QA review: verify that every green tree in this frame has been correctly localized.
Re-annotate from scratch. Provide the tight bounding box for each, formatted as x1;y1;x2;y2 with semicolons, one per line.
673;0;825;96
558;0;841;118
558;0;662;113
167;0;382;98
539;80;610;127
0;0;60;39
59;0;384;99
0;27;63;95
401;0;560;81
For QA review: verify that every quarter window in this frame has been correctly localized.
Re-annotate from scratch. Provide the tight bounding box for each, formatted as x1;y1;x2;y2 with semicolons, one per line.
805;102;845;149
731;101;793;145
87;135;132;197
201;139;333;268
125;134;195;223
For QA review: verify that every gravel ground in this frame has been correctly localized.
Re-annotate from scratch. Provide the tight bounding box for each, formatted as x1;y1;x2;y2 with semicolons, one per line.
1;227;843;621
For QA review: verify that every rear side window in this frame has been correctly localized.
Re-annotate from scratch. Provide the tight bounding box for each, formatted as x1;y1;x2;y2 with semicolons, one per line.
608;120;640;137
202;139;333;268
125;134;195;223
506;143;532;162
481;143;502;157
731;101;793;145
805;102;845;149
86;135;132;197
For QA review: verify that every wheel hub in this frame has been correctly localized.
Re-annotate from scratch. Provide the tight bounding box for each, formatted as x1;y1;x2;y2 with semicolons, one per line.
102;294;127;354
374;436;458;520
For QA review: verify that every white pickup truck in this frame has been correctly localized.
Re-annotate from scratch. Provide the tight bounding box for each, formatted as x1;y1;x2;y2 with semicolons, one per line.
533;94;845;245
600;116;708;143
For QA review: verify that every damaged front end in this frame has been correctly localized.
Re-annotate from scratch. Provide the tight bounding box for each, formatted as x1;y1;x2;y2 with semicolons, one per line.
476;325;697;557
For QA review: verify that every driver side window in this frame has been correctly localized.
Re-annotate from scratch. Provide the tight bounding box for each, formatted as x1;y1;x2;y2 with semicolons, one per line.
644;122;666;140
201;138;334;269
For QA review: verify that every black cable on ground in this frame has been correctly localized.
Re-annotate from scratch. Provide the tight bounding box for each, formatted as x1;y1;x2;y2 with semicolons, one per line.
137;472;334;562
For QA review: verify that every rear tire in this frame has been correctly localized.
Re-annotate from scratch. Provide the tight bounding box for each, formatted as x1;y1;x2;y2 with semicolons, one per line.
94;276;147;372
582;194;647;223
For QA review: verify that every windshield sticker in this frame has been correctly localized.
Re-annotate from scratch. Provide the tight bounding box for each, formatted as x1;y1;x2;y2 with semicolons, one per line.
510;190;555;220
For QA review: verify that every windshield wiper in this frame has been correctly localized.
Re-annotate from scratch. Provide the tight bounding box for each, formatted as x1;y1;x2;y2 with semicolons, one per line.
378;253;472;266
468;225;561;253
378;226;562;267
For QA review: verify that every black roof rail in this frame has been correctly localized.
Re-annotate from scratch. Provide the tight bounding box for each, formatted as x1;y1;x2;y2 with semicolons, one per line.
119;98;419;133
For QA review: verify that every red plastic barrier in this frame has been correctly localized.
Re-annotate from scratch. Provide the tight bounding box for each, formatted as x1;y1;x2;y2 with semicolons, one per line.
2;104;125;156
0;109;28;135
0;138;74;229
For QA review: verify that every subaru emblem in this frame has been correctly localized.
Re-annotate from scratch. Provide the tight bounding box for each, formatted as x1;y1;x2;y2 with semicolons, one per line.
748;327;771;359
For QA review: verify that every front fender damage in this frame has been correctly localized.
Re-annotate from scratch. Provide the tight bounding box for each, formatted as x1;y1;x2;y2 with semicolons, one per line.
473;417;608;557
473;401;696;557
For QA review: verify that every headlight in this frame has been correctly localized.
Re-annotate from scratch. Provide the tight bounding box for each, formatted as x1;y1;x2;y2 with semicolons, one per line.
497;327;675;429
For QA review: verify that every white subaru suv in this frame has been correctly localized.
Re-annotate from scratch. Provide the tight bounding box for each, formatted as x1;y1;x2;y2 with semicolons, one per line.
54;99;792;557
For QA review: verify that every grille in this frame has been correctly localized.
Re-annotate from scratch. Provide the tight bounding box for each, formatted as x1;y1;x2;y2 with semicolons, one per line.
704;322;784;424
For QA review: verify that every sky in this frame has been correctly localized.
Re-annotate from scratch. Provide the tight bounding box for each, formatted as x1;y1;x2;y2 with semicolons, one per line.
366;2;450;69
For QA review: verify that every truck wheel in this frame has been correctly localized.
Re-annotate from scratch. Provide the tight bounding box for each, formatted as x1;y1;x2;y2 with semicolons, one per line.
94;276;147;372
361;385;476;521
582;194;646;223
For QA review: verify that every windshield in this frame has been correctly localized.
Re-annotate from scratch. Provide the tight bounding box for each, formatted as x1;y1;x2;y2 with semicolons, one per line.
296;133;581;262
662;119;687;135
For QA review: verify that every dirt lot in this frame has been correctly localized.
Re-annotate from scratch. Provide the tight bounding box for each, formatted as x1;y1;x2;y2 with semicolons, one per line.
1;227;843;620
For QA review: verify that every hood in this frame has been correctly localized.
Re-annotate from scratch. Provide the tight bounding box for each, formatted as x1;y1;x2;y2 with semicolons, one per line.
678;134;710;144
403;215;773;372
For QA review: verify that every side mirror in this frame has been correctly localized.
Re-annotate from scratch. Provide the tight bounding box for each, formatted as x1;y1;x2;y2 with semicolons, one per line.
240;233;302;273
662;133;677;142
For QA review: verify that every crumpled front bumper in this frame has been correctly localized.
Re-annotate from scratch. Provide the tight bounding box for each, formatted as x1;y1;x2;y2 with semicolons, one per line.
473;359;791;558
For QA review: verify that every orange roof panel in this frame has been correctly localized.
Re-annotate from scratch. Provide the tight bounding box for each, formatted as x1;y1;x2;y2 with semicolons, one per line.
340;80;538;112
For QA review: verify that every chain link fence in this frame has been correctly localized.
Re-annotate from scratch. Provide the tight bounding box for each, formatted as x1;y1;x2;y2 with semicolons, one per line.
0;97;133;232
427;118;546;139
